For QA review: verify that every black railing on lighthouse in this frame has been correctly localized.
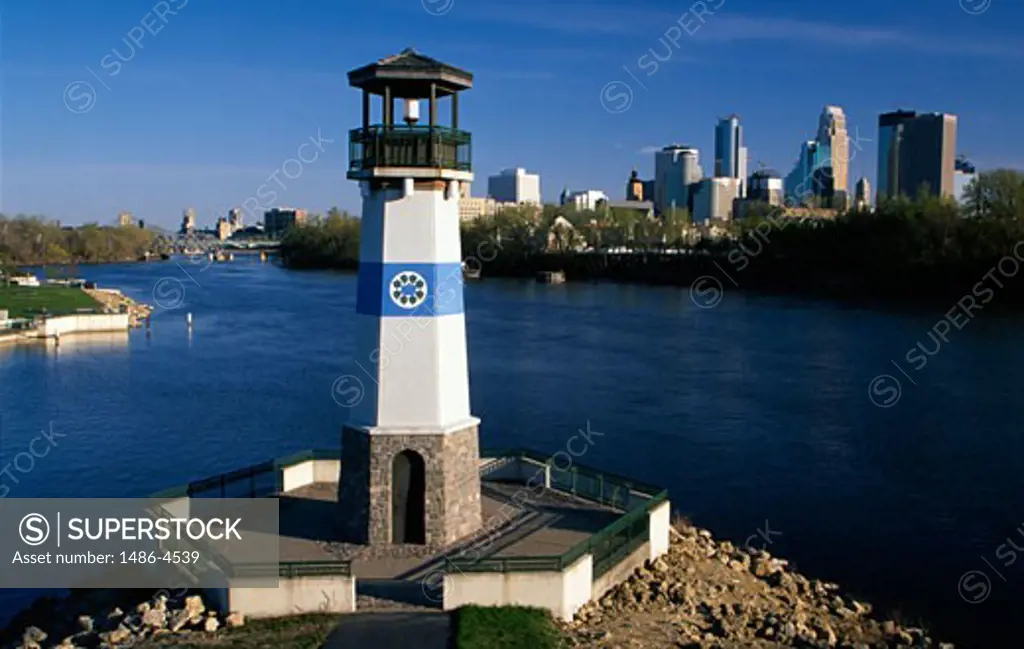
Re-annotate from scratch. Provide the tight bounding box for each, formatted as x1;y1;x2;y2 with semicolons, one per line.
348;125;472;172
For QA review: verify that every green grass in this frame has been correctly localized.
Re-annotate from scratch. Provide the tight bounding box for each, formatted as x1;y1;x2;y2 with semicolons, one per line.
0;285;100;318
454;605;565;649
114;606;564;649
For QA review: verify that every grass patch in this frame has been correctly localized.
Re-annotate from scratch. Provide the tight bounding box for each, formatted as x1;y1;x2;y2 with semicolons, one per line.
454;605;564;649
0;286;100;318
136;613;338;649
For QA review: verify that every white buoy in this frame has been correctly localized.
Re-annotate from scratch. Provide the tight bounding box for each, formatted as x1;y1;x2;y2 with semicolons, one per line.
186;313;193;328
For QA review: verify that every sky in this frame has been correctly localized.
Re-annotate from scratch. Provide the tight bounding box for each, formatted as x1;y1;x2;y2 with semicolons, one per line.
0;0;1021;229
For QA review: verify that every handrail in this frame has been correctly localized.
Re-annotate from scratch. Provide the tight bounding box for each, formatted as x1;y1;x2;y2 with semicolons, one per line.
447;450;669;574
231;560;353;578
150;449;341;500
348;125;472;172
148;447;666;578
350;124;472;139
481;447;665;497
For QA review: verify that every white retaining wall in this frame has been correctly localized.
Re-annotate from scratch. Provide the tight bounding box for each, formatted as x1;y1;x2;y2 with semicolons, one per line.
648;500;671;560
444;456;672;621
41;313;129;337
206;575;357;618
443;554;593;621
279;459;339;492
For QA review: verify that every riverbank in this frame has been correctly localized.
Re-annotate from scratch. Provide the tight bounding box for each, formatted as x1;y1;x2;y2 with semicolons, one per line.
82;288;152;327
0;284;151;345
275;192;1024;306
2;519;957;648
564;519;954;648
278;249;1024;310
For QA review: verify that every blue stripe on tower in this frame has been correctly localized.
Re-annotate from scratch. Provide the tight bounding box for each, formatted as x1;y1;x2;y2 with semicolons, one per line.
356;262;464;317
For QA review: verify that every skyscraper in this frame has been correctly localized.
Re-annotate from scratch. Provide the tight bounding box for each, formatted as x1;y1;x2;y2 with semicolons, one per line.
877;110;916;200
902;113;957;199
784;140;831;205
855;177;871;210
714;115;748;197
876;111;958;200
817;106;849;196
655;145;703;217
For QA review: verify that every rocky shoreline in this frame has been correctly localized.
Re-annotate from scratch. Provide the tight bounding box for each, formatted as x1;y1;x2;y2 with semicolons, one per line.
4;520;957;648
81;288;152;328
564;520;953;649
3;592;242;649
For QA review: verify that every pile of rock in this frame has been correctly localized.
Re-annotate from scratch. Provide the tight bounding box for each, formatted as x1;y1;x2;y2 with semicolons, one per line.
7;594;244;649
564;522;955;649
82;288;153;327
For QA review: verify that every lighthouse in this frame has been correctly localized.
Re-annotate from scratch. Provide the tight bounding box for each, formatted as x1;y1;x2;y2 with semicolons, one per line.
338;49;482;546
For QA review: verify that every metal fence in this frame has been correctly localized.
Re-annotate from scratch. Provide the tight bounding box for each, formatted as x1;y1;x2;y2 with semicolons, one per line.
149;447;666;581
446;448;668;577
150;449;342;499
349;125;472;172
148;449;351;580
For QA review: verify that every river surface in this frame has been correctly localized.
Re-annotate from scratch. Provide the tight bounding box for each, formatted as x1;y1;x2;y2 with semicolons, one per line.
2;258;1023;647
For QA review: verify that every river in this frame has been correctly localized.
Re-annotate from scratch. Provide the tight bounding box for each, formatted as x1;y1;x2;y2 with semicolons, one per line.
1;258;1022;647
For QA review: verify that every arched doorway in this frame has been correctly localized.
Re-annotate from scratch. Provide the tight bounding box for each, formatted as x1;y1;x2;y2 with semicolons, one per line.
391;450;426;544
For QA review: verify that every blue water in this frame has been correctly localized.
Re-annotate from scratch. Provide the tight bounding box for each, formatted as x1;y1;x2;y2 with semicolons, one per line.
2;259;1023;647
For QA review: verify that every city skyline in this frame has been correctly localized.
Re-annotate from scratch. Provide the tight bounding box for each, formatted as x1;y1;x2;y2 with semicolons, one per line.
1;0;1021;228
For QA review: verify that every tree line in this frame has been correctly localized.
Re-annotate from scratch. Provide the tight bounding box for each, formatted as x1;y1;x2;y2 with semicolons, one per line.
0;214;156;273
278;207;361;269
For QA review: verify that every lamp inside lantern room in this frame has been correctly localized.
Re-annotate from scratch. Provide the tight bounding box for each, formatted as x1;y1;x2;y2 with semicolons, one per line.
404;99;420;126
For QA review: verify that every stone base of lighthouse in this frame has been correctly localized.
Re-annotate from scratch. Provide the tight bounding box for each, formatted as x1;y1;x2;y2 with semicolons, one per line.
338;422;482;547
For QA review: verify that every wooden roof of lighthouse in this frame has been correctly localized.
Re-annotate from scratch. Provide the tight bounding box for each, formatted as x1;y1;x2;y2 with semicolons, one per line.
347;48;473;98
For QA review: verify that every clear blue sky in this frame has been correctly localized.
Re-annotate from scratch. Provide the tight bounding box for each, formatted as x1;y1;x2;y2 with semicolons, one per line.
1;0;1021;229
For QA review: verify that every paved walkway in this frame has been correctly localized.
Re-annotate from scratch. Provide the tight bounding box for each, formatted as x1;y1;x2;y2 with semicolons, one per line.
322;612;452;649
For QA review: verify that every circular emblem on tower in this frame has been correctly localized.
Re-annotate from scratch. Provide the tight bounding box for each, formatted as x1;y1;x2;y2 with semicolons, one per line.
389;271;428;309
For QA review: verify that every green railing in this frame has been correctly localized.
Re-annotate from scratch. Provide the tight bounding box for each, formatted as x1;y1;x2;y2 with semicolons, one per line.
231;560;353;578
441;556;564;573
482;447;665;504
349;125;472;172
589;504;653;578
149;447;665;581
150;449;341;499
149;449;351;580
447;449;668;577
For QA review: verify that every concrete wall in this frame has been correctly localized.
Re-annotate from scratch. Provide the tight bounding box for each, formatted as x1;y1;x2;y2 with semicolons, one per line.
444;554;593;622
313;459;340;484
156;496;190;520
281;461;315;492
216;575;357;618
592;542;650;602
280;459;341;492
560;554;593;620
41;313;129;337
648;500;671;561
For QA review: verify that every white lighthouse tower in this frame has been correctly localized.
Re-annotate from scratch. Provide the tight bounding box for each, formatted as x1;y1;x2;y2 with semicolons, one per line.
339;49;481;546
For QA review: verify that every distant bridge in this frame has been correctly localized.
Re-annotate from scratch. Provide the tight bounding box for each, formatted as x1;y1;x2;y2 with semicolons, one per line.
221;240;281;250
